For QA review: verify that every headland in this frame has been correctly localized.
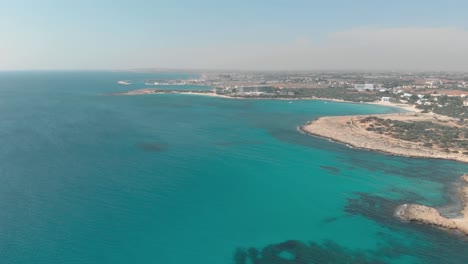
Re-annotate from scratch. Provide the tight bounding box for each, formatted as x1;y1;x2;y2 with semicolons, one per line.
300;112;468;163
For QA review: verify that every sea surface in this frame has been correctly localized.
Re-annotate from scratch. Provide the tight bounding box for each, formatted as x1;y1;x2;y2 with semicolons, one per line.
0;71;467;264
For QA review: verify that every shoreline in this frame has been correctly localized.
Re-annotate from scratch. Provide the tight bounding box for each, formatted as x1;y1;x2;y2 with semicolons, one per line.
112;88;413;112
111;89;234;98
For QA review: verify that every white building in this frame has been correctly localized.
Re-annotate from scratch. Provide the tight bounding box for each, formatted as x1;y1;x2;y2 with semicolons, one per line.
381;97;396;103
354;84;375;91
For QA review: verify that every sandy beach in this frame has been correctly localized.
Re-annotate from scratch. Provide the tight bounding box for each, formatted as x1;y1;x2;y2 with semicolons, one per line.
366;101;421;112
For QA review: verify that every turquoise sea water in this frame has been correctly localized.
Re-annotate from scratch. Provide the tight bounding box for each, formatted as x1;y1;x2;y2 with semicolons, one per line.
0;71;467;264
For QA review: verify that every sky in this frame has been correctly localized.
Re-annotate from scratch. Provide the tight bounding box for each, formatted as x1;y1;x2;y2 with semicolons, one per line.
1;0;468;71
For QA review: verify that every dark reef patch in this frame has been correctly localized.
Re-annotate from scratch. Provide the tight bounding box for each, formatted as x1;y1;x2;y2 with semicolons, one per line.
345;193;468;263
234;193;468;264
136;142;169;152
385;187;428;203
233;240;384;264
321;216;340;224
339;155;464;183
234;192;468;264
320;165;340;175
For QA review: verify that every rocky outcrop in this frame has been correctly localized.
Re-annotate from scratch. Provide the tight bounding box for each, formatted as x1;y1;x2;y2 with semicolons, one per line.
398;175;468;235
398;204;458;230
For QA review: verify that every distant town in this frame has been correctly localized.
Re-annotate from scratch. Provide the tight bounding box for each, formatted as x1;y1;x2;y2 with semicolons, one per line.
137;70;468;119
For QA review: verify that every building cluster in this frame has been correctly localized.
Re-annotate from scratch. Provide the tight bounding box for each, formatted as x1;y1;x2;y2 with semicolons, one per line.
216;85;279;96
380;89;468;107
148;70;468;109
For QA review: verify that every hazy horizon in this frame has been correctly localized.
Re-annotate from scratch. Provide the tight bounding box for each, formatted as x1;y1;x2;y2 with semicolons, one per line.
2;1;468;71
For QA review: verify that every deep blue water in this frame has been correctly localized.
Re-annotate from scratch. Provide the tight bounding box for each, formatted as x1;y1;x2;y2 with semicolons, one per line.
0;71;467;264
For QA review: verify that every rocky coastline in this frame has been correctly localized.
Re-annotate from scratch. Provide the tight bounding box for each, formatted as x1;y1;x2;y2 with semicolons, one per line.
300;113;468;163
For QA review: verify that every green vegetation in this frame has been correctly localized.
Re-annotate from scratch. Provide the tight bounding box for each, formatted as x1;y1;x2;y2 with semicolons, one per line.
416;95;468;119
360;116;468;152
215;85;467;120
288;88;394;102
228;87;399;102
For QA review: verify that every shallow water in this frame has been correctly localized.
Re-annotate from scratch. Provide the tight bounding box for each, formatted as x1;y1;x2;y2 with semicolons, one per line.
0;71;467;264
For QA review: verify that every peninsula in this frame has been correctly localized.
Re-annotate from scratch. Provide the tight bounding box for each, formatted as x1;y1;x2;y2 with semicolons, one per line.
300;112;468;163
